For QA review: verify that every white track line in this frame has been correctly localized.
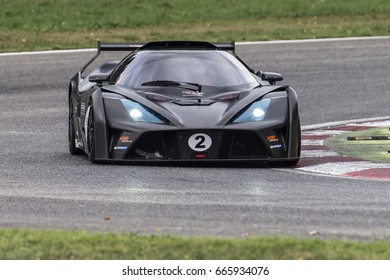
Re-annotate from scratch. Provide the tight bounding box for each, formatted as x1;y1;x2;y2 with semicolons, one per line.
301;139;324;145
302;116;390;131
296;162;390;176
1;36;390;57
236;35;390;45
300;150;340;158
0;48;95;57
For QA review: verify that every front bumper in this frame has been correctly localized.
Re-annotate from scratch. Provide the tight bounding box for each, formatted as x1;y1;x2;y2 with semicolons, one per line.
107;127;290;161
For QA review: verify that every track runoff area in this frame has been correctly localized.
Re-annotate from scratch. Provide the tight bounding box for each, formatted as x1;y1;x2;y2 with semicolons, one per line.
295;116;390;180
2;37;390;280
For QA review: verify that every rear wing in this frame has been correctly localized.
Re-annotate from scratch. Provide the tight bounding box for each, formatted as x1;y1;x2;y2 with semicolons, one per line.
80;42;143;74
80;41;235;74
99;41;235;51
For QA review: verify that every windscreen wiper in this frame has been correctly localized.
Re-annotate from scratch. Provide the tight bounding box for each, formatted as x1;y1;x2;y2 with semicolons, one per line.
141;80;202;92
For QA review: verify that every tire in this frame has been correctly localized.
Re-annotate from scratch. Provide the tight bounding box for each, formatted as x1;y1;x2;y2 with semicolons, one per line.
68;99;84;155
270;159;299;167
86;103;96;163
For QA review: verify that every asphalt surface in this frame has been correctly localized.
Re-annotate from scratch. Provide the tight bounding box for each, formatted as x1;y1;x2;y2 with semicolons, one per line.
1;37;390;240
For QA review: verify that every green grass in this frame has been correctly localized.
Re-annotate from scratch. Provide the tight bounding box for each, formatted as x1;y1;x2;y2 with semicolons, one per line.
1;0;390;51
325;128;390;163
1;228;390;259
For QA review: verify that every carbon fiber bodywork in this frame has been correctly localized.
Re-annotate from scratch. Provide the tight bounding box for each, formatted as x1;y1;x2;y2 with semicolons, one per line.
68;41;300;165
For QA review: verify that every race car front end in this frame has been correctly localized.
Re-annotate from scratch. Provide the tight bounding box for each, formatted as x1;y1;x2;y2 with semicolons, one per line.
93;85;300;165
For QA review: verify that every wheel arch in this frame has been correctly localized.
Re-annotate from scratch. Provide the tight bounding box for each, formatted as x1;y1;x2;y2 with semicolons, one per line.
90;88;110;160
286;86;301;158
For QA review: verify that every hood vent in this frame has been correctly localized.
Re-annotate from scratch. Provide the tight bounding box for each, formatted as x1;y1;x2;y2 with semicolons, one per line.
174;99;215;106
211;92;240;101
145;92;175;102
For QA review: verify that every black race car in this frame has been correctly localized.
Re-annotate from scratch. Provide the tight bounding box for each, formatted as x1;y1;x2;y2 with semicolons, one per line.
68;41;300;165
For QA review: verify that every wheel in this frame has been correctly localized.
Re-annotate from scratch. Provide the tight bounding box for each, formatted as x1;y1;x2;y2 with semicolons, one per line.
68;98;84;155
86;103;96;163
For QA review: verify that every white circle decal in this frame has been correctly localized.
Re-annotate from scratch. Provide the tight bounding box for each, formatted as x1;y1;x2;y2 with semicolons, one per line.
188;133;212;152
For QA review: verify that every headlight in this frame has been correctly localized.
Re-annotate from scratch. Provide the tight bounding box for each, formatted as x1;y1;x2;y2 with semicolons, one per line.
121;99;166;124
232;98;271;123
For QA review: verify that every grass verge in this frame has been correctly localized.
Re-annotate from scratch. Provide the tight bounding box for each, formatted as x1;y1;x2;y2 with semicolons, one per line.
1;228;390;260
325;127;390;163
1;0;390;52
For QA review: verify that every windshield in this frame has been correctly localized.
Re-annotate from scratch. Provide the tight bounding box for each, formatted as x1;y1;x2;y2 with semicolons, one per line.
115;50;258;89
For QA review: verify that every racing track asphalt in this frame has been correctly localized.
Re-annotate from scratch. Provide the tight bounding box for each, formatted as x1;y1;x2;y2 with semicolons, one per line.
0;37;390;240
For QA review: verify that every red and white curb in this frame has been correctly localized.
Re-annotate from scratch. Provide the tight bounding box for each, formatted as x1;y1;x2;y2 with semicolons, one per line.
294;117;390;180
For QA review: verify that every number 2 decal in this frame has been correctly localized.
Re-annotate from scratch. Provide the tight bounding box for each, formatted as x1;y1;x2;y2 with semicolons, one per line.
194;135;206;149
188;133;212;151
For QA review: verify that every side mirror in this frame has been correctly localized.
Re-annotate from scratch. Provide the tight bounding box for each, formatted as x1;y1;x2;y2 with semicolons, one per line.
257;71;283;85
88;73;110;84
